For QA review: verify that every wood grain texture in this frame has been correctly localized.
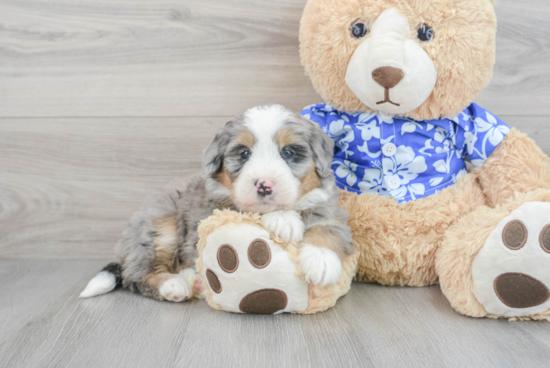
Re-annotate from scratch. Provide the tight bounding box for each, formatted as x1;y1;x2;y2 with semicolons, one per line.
0;0;313;117
0;116;228;259
0;0;549;117
1;116;549;259
1;259;549;368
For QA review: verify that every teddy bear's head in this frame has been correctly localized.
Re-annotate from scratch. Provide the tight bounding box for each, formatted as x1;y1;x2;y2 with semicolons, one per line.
300;0;497;120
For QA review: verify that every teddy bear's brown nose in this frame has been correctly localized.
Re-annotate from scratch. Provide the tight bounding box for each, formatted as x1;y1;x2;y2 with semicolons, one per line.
372;66;405;89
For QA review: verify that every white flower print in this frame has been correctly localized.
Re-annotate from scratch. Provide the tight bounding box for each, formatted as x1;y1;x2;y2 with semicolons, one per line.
429;177;444;186
382;146;428;186
358;112;377;124
357;141;382;158
434;127;454;154
474;112;510;153
356;118;381;158
358;162;386;194
389;183;425;201
464;131;477;156
356;120;380;141
323;119;355;158
419;139;434;157
465;112;510;164
433;159;450;174
401;121;422;135
335;160;358;187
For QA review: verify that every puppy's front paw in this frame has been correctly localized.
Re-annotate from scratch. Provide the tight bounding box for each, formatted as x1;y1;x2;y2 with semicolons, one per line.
298;244;342;287
261;210;304;244
159;275;192;302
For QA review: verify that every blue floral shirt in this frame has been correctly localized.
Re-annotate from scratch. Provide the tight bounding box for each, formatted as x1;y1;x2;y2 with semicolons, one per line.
302;103;511;203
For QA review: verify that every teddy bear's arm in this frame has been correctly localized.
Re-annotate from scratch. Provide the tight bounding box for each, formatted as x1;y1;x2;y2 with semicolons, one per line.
475;128;550;207
448;104;549;207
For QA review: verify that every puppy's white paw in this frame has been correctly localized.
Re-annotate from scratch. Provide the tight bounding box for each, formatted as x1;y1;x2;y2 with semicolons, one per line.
179;268;204;298
261;210;304;244
299;244;342;287
159;275;192;302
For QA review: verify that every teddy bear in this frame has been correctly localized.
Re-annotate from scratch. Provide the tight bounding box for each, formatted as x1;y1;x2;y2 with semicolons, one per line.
196;209;358;314
298;0;550;320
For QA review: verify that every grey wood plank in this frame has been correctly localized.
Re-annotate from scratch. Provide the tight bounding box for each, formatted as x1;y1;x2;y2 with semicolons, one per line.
0;0;315;117
0;116;229;259
1;115;549;259
477;0;550;115
0;259;548;368
0;0;548;118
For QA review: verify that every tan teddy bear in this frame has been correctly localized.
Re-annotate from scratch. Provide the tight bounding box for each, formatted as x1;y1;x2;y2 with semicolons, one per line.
299;0;550;319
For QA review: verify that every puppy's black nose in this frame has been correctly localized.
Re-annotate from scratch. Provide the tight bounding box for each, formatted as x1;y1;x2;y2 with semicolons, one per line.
256;179;273;197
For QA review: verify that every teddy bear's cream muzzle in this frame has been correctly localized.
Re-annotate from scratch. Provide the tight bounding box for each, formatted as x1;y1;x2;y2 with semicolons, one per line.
345;8;437;116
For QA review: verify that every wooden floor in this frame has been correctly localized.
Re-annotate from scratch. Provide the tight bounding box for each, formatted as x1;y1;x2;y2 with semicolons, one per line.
1;0;549;367
2;260;550;368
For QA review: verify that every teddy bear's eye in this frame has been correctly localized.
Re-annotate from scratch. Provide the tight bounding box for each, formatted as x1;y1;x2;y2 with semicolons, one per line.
417;24;435;43
350;19;369;39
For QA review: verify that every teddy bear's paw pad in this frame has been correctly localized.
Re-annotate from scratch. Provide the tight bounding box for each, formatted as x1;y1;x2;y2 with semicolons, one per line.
239;289;287;314
206;269;222;293
248;239;271;269
494;273;549;308
203;223;308;314
217;244;239;273
472;202;550;317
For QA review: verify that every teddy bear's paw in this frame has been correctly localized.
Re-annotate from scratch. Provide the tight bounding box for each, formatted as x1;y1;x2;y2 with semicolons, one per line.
202;223;308;313
159;274;192;302
261;210;304;244
298;244;342;287
472;202;550;317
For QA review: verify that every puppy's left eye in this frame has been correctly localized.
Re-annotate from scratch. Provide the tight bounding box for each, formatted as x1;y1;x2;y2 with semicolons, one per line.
240;149;251;159
282;148;294;159
417;24;435;43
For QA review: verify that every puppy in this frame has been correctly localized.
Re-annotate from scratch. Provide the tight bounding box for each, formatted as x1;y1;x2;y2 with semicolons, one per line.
80;105;354;302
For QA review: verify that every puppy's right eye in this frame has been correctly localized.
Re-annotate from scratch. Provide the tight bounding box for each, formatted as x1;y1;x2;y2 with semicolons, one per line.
240;149;251;160
350;19;369;39
282;148;294;159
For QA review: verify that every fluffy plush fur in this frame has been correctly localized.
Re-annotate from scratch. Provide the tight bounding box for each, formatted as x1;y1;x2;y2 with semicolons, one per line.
81;105;354;305
340;172;486;286
300;0;550;319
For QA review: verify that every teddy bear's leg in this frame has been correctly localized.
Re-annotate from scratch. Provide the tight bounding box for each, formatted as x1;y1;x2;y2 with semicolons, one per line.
475;128;550;207
437;188;550;320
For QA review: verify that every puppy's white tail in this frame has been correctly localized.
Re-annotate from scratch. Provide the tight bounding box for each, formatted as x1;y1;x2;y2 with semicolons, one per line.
80;263;123;298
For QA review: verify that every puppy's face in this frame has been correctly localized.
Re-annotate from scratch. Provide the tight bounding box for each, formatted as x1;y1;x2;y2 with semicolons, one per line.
203;105;334;214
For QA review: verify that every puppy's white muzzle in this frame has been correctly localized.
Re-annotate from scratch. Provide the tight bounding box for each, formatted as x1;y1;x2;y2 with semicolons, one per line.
345;8;437;116
233;151;300;214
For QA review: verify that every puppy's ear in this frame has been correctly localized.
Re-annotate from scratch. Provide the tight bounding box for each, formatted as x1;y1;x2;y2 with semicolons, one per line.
202;120;236;178
303;117;335;178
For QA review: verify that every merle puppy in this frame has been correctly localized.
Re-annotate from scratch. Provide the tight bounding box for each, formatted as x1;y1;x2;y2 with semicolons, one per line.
81;105;353;302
